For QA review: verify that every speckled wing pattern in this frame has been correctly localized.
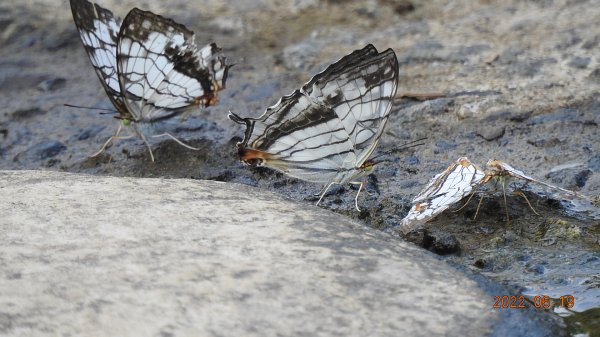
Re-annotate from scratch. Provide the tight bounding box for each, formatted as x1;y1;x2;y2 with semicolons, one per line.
70;0;229;122
399;157;486;232
70;0;126;114
229;44;399;184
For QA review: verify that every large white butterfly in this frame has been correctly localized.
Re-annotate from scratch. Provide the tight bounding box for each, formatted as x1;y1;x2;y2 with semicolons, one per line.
229;44;399;211
70;0;229;161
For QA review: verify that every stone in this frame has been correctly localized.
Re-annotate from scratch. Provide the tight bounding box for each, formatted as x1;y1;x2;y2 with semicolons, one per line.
477;126;505;141
0;170;496;337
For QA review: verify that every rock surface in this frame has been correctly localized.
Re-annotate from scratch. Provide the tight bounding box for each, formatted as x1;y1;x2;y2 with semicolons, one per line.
0;170;495;337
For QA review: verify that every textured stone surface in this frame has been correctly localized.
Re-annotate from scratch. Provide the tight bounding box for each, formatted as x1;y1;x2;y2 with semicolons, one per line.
0;170;495;337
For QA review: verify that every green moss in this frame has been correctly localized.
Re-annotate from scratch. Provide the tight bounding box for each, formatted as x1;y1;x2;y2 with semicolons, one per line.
564;308;600;337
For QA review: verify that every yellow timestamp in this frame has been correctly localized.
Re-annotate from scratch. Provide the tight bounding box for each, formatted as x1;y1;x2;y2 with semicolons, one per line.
492;295;575;309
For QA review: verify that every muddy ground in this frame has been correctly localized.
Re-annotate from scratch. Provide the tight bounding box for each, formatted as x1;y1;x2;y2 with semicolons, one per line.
1;0;599;335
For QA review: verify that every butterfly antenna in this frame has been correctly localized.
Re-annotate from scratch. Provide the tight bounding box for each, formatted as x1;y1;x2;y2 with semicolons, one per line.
64;103;118;115
370;137;427;164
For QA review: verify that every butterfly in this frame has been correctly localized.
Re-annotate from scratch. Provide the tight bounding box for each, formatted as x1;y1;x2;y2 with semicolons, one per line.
399;157;486;232
70;0;229;161
400;157;589;232
229;44;399;211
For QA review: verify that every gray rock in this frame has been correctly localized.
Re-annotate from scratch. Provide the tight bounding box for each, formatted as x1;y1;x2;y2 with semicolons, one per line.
567;56;590;69
0;170;496;337
477;126;505;141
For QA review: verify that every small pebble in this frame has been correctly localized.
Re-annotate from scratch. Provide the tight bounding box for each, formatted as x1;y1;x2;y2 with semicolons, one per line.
477;126;505;141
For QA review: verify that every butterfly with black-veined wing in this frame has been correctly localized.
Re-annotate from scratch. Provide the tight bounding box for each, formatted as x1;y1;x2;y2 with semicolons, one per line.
229;44;399;211
70;0;230;161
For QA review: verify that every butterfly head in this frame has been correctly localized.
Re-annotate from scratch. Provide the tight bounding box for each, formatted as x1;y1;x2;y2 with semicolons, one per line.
193;92;219;107
359;159;376;174
237;147;275;167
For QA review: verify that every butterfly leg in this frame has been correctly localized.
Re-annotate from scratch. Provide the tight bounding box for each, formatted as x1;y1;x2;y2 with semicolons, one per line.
316;182;337;207
89;124;134;158
314;184;327;197
473;194;485;220
137;130;155;163
151;133;200;151
350;181;365;212
454;191;477;213
514;190;540;215
501;178;510;223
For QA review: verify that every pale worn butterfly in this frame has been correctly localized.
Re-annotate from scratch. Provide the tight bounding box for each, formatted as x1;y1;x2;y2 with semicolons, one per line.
400;157;590;232
399;157;486;232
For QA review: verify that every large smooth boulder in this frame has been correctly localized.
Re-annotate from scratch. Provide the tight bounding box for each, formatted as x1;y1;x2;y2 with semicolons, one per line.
0;170;496;336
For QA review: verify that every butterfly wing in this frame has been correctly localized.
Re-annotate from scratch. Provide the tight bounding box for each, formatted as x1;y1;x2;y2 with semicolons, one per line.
70;0;127;115
229;44;398;184
117;8;229;123
301;44;399;165
486;159;585;198
400;157;486;231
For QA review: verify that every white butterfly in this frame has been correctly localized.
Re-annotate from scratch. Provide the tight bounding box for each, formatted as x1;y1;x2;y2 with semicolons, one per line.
70;0;229;161
400;157;589;232
229;44;399;211
399;157;486;232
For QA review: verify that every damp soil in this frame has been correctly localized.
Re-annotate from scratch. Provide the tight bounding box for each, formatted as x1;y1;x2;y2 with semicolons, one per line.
1;0;599;336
